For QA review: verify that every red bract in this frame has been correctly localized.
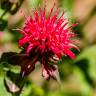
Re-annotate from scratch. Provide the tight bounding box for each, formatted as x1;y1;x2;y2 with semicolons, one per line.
18;5;79;80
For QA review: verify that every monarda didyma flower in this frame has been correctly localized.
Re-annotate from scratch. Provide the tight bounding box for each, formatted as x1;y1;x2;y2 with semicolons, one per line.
17;3;79;80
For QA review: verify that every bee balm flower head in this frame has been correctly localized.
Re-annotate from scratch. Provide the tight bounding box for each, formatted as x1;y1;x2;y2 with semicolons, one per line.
18;3;79;80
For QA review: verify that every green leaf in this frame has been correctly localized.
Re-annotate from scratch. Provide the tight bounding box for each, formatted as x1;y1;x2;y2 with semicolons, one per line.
74;45;96;87
23;82;44;96
0;52;18;65
0;76;11;96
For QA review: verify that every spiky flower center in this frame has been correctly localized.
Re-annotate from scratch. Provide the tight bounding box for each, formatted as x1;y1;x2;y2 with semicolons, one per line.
18;4;79;79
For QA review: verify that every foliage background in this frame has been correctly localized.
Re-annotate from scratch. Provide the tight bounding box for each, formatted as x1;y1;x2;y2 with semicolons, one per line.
0;0;96;96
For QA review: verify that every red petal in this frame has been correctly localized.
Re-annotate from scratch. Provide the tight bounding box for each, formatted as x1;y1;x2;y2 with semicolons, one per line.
64;49;75;59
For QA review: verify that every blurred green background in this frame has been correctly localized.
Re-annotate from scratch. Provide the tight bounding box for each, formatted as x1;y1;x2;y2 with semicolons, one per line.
0;0;96;96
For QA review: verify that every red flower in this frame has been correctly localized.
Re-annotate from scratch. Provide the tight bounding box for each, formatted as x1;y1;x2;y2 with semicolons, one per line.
18;5;79;80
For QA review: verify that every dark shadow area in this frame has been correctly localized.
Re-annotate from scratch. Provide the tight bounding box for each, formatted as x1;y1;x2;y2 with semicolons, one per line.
75;59;95;88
